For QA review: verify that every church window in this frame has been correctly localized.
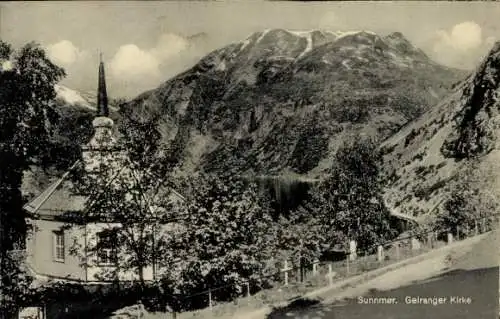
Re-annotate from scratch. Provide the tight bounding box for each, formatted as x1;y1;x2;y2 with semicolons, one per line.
97;229;118;265
53;231;65;262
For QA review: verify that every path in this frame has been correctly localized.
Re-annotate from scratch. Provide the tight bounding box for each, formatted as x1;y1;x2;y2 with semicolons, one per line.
266;229;499;319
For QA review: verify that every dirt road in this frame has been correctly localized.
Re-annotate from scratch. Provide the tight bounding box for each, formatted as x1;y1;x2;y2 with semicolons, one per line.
267;230;499;319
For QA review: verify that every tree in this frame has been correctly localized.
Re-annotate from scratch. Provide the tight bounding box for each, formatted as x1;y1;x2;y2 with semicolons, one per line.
169;173;279;309
436;164;499;238
68;150;180;287
0;250;33;317
0;40;65;317
117;102;187;189
437;189;476;239
275;204;325;282
294;137;397;255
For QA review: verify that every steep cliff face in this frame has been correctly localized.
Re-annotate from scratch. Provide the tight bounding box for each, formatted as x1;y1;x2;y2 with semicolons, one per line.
121;29;465;177
381;42;500;219
441;43;500;158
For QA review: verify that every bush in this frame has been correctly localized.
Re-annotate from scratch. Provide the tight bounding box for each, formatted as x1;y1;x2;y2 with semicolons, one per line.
20;281;177;318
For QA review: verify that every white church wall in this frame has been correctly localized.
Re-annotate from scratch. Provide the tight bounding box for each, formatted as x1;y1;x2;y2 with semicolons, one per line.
26;219;86;281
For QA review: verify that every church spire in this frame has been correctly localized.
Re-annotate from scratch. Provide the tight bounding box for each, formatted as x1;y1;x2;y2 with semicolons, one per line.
97;52;109;117
81;52;117;172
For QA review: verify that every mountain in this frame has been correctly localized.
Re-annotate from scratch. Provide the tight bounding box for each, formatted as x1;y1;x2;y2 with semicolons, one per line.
121;29;465;177
54;84;95;110
381;41;500;220
54;84;120;113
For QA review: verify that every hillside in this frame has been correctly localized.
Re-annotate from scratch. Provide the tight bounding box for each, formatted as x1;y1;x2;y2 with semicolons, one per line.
120;29;465;178
381;41;500;220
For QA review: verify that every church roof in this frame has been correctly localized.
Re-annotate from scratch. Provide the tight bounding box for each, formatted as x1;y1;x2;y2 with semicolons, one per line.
24;179;87;217
23;160;186;222
23;161;87;218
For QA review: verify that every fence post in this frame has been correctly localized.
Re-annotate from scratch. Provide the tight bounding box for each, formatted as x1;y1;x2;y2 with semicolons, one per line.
410;236;420;251
377;245;384;262
349;240;357;261
246;281;250;298
282;260;292;286
208;289;213;311
312;259;319;276
327;263;334;286
299;256;304;283
456;226;460;241
395;242;400;260
346;254;350;275
447;233;453;244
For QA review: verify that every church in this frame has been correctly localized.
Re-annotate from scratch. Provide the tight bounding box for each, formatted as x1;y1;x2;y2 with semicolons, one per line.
23;56;184;284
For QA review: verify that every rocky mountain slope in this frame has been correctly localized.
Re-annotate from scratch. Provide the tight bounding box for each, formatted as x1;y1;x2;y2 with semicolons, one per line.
120;29;465;178
381;41;500;220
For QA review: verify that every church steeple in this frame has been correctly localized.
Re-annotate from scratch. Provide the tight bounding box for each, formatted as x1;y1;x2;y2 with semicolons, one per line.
84;53;116;154
81;55;117;172
97;52;109;117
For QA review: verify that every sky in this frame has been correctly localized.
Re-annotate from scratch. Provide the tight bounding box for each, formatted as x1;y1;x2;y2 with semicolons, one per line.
1;1;500;98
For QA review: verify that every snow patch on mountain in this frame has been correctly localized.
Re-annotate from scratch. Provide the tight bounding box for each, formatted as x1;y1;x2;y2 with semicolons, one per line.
240;39;251;52
287;29;376;40
387;51;413;68
321;57;332;65
216;60;227;71
256;29;272;44
333;30;377;40
294;32;313;59
288;30;311;37
54;85;120;112
55;84;94;110
341;59;352;70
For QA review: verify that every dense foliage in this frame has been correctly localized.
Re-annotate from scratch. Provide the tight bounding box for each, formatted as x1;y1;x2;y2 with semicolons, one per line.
0;40;65;316
287;138;398;256
436;166;499;239
167;173;280;308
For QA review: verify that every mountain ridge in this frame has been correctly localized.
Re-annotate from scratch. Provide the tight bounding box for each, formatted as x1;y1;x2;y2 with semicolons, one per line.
121;28;466;178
